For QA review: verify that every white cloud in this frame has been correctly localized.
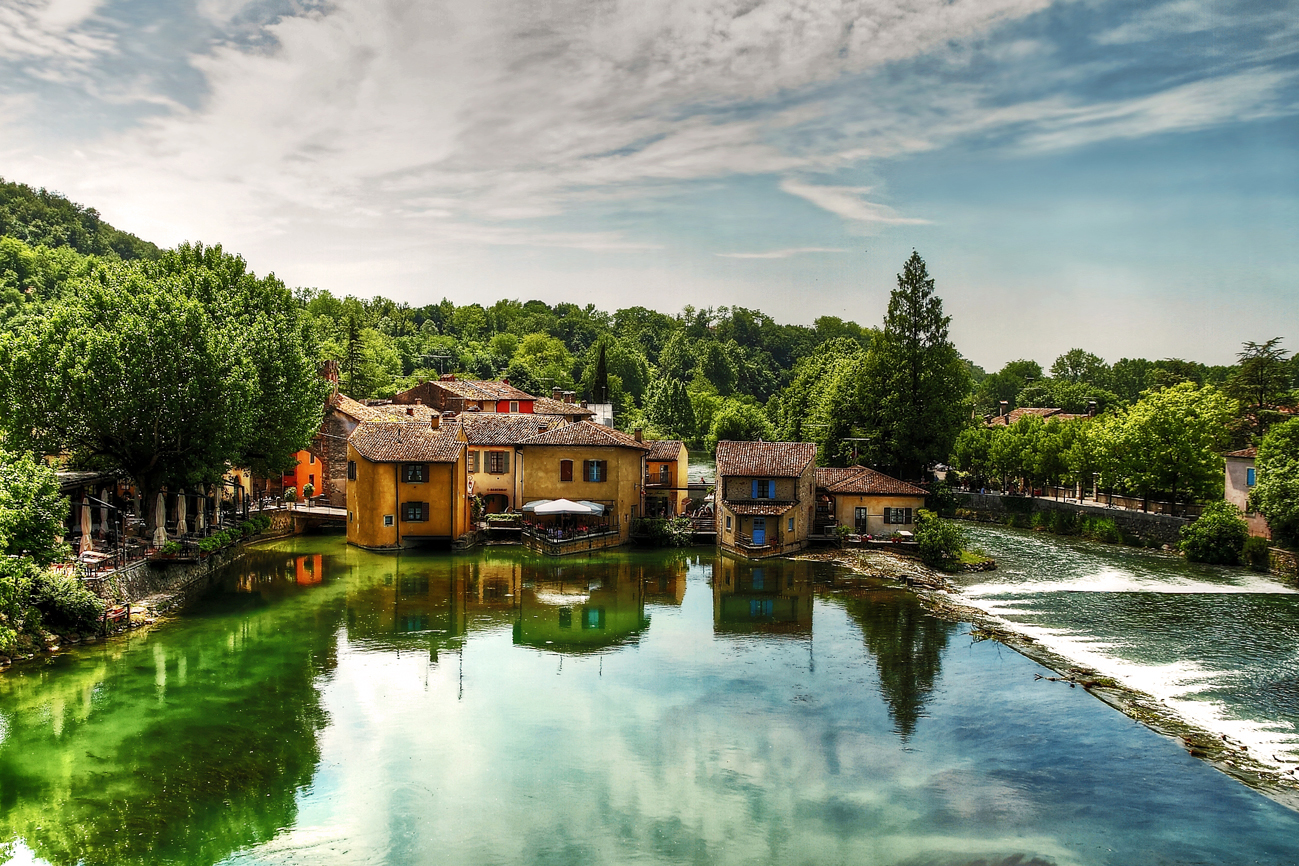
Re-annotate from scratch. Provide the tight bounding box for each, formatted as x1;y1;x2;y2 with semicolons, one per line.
716;247;849;258
0;0;112;63
779;179;931;226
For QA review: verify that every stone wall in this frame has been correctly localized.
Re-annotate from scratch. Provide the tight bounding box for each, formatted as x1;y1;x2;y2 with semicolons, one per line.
955;492;1189;546
1270;547;1299;580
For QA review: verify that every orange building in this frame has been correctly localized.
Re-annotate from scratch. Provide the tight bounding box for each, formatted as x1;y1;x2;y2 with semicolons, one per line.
644;439;689;517
346;416;472;550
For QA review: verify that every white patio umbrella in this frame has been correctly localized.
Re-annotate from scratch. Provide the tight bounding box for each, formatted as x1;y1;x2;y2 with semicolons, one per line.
577;501;607;515
195;484;206;532
176;488;188;536
80;497;93;554
534;499;598;515
153;492;168;547
520;500;551;512
98;487;110;538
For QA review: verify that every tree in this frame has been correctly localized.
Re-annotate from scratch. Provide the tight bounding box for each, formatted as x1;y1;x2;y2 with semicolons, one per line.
915;509;966;569
1252;417;1299;546
706;401;774;452
1050;348;1111;388
644;377;695;439
1226;338;1292;441
860;251;970;479
974;359;1042;416
0;450;69;565
0;250;324;530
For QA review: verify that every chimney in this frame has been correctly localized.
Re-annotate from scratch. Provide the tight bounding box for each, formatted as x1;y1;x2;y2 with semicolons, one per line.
406;407;415;416
552;387;562;400
563;391;575;404
633;428;643;442
1088;400;1098;417
580;400;588;408
501;377;509;385
430;413;440;430
413;398;422;406
999;400;1009;417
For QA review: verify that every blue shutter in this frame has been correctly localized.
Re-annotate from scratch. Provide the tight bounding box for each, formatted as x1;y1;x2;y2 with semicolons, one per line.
770;479;777;499
751;479;759;499
1247;467;1256;486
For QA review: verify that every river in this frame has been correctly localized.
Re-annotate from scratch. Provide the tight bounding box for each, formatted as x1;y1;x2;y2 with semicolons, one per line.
2;534;1299;865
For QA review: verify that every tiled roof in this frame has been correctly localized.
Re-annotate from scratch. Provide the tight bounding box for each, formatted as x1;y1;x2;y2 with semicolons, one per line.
532;396;596;417
451;414;555;445
725;502;795;516
518;421;650;450
431;379;535;402
986;407;1087;427
646;440;685;462
715;441;816;478
350;421;464;463
1226;447;1258;459
815;466;927;496
331;393;438;423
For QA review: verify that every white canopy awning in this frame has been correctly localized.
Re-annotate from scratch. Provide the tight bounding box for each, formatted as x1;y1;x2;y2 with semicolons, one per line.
534;498;599;515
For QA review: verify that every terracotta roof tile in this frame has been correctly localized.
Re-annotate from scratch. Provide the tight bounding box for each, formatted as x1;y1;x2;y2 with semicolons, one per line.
646;440;686;462
518;421;650;450
985;407;1092;427
532;396;596;417
725;502;795;516
715;441;816;478
331;393;439;423
815;466;927;496
1226;447;1258;459
450;414;556;445
430;379;535;402
350;421;464;463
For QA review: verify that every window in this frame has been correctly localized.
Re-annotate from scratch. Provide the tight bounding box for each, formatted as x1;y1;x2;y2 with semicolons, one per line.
509;401;519;413
309;474;315;486
383;515;394;527
1247;467;1256;487
884;507;913;525
560;459;573;482
752;479;771;499
347;460;356;480
309;453;315;464
487;450;510;475
468;451;479;473
854;507;868;531
402;502;429;522
659;464;670;485
725;515;732;531
348;511;353;522
403;463;426;483
788;517;794;532
584;460;607;482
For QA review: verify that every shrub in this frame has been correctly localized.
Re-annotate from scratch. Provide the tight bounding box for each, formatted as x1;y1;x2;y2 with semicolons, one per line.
254;515;272;531
302;481;315;499
1080;517;1122;544
240;520;256;536
1243;536;1272;572
284;487;297;503
1180;501;1248;565
28;570;104;633
915;509;966;569
161;540;182;555
198;537;221;554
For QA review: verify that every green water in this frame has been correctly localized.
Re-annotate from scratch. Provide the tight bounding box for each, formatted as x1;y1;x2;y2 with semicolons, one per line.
3;535;1299;865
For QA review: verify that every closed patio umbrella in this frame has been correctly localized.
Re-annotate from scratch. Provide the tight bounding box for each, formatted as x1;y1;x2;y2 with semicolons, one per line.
98;487;110;538
176;488;188;536
153;492;168;548
195;484;206;532
80;497;93;554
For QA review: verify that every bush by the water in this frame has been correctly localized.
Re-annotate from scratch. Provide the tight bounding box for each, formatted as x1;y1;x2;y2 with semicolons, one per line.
1180;501;1249;565
632;516;695;547
915;509;966;569
28;570;104;633
1242;535;1272;572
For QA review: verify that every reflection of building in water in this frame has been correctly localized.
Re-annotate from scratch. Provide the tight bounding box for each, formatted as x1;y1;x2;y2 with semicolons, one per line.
346;559;468;658
514;560;648;652
235;550;333;595
639;557;688;605
712;556;813;636
295;554;323;585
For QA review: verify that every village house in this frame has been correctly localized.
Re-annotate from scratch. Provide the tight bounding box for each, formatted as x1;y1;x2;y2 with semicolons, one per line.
450;413;559;514
644;439;690;517
714;440;816;559
393;375;538;414
1224;447;1271;539
345;415;472;550
814;466;928;538
985;406;1088;427
515;421;650;552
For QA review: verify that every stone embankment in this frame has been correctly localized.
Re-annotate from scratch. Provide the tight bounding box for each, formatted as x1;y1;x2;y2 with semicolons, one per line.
795;545;1299;813
955;492;1187;545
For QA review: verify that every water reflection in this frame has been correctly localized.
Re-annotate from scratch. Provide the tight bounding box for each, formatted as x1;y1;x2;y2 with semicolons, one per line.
713;556;814;636
0;548;340;866
828;572;955;740
514;561;648;653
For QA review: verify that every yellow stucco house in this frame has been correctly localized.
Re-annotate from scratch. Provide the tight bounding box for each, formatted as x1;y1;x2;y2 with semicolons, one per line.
814;465;927;537
644;439;689;517
715;440;817;559
346;417;472;550
451;413;559;514
516;421;650;550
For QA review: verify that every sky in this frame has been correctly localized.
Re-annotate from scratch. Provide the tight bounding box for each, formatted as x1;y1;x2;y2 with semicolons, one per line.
0;0;1296;371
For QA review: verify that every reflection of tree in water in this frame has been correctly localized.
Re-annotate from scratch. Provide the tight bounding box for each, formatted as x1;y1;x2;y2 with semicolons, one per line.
0;549;342;866
842;586;954;740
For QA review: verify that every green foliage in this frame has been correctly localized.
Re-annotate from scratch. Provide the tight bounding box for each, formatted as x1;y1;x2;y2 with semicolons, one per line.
1180;500;1249;565
973;359;1042;415
915;509;966;569
0;177;159;260
644;377;695;439
284;487;298;503
0;556;39;651
1242;536;1271;572
1226;338;1293;442
1252;417;1299;546
161;541;182;555
301;482;315;500
631;516;695;547
27;569;104;633
0;450;69;565
706;400;774;452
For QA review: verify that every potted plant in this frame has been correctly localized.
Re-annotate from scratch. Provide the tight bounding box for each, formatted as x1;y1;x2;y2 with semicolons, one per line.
302;481;315;504
284;486;297;509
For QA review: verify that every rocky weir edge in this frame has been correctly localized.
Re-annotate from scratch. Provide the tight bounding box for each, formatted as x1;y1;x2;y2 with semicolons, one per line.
791;546;1299;814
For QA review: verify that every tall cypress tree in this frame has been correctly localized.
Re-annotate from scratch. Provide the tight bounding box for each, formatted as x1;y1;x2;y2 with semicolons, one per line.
592;341;609;404
860;251;970;479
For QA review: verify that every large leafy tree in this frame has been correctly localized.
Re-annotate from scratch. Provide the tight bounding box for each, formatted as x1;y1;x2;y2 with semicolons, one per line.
0;247;324;527
860;251;970;479
1251;417;1299;546
644;377;695;439
1226;338;1293;441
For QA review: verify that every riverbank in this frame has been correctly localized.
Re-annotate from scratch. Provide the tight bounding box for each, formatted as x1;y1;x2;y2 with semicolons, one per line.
793;545;1299;812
